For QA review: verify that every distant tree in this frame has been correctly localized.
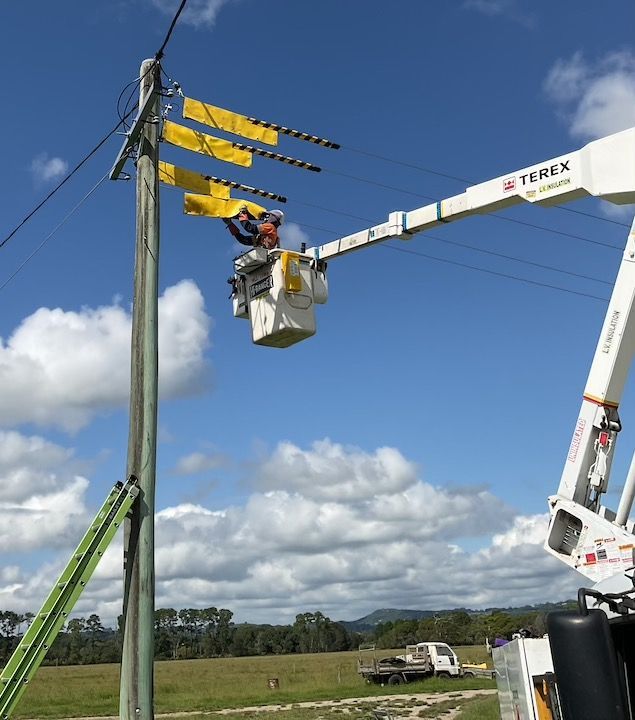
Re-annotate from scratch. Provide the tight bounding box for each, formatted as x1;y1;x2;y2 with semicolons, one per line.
231;624;259;656
154;608;179;659
0;611;22;663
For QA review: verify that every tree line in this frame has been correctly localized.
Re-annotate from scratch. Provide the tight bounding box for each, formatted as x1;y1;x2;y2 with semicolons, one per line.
0;608;361;666
373;609;552;648
0;606;559;666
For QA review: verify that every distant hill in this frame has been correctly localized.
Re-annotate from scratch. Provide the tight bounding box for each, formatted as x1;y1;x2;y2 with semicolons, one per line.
338;608;436;633
482;600;576;616
338;601;575;633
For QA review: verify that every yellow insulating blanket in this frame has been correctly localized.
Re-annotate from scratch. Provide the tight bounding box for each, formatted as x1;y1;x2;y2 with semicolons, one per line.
183;97;278;146
162;121;252;168
184;194;266;220
158;162;230;198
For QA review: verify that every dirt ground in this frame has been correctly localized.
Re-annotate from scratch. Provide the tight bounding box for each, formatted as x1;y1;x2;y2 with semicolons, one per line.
213;689;496;717
58;689;497;720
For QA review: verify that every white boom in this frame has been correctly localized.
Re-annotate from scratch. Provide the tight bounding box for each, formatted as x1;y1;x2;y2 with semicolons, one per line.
307;127;635;260
303;126;635;586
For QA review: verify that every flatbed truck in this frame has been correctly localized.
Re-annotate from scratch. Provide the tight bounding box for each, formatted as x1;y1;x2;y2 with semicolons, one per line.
358;642;462;685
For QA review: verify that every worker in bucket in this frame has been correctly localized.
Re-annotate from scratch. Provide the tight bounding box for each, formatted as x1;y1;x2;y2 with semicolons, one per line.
222;207;284;249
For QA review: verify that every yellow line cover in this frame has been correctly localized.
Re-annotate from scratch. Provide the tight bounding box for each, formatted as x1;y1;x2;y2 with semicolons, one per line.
158;161;230;198
162;121;252;168
183;98;278;146
184;194;266;220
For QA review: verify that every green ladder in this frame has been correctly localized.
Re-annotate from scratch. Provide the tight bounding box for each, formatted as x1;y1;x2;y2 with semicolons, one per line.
0;476;139;719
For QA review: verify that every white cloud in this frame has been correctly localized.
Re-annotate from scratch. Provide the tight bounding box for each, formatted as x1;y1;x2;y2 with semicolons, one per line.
463;0;535;27
544;50;635;140
0;440;583;626
173;450;225;475
256;440;417;502
0;280;211;432
89;442;581;624
150;0;235;27
598;200;635;221
0;431;90;551
30;153;68;183
279;222;310;251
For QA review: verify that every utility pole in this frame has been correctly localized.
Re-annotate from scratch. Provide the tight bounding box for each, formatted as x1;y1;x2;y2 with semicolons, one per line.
120;58;160;720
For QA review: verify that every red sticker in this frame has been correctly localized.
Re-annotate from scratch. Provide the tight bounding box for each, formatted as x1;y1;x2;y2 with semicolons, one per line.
503;177;516;193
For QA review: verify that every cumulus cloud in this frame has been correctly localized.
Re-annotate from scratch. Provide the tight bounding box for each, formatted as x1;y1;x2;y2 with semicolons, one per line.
173;450;226;475
0;280;211;432
544;50;635;140
30;153;68;183
463;0;535;28
0;431;90;551
256;440;417;502
150;0;236;27
77;442;580;624
279;222;310;252
1;440;583;626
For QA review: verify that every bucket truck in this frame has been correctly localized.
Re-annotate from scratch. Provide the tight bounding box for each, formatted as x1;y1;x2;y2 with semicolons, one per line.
231;126;635;719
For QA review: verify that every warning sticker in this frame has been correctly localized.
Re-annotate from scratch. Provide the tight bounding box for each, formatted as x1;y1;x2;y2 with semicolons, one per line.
578;539;635;580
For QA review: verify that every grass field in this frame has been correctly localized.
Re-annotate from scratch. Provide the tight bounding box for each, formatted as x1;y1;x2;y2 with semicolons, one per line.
12;647;498;719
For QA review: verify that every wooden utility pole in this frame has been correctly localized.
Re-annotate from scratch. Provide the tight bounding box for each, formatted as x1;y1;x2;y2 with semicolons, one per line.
120;58;160;720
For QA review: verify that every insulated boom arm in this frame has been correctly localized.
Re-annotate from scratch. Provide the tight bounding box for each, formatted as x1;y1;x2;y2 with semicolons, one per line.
307;128;635;261
306;127;635;584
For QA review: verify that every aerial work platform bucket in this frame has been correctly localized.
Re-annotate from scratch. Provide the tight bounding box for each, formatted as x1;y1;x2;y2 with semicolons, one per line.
231;248;328;348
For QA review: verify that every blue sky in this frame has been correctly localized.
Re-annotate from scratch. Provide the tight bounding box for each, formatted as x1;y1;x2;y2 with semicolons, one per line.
2;0;635;626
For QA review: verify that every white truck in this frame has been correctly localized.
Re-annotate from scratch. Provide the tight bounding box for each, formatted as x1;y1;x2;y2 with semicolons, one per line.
358;642;461;685
493;638;558;720
232;126;635;719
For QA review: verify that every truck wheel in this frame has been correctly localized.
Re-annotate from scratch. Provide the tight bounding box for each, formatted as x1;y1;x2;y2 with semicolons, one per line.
436;671;451;679
463;671;475;678
388;674;403;686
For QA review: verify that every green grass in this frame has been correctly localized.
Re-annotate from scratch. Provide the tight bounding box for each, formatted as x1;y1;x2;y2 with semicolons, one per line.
453;645;492;667
455;693;500;719
11;648;497;718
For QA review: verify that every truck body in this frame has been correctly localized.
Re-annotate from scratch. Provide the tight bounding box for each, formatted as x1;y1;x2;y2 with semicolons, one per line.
493;638;559;720
358;642;461;685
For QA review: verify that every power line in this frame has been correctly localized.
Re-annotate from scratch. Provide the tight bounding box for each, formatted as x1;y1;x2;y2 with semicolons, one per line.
342;144;631;229
487;213;622;251
155;0;188;59
117;74;143;128
118;75;145;132
324;167;430;200
294;219;612;287
381;243;608;303
556;205;631;228
0;106;137;251
426;234;612;285
0;173;109;293
321;166;623;251
1;0;188;253
342;145;473;184
294;198;372;223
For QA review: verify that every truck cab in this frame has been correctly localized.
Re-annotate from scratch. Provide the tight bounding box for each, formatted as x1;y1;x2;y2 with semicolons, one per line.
400;642;461;677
